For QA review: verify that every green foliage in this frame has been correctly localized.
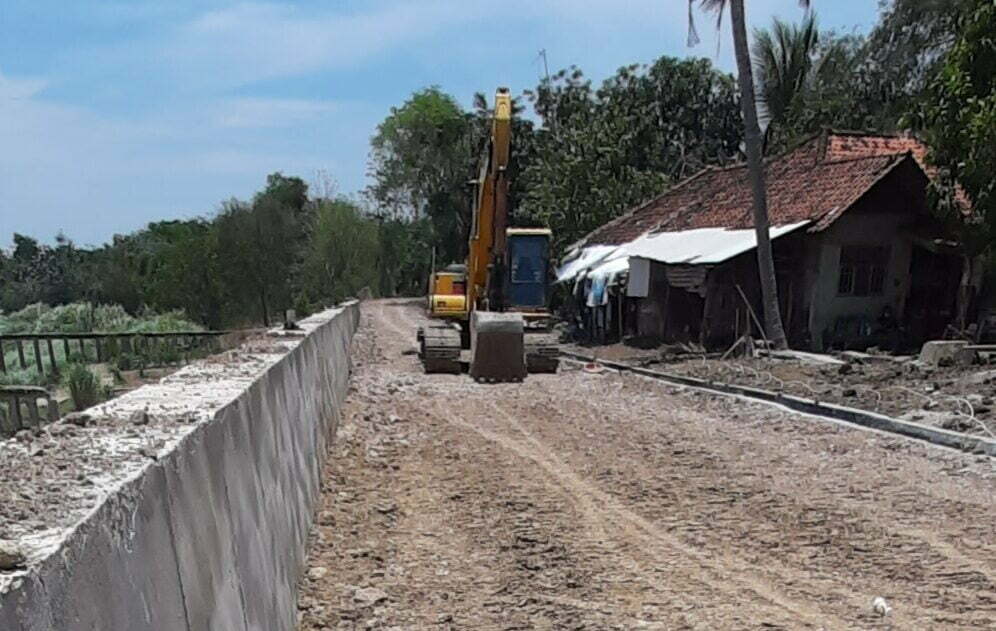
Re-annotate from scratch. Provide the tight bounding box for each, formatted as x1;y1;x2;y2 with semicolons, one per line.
301;199;381;305
862;0;974;124
375;216;434;297
0;233;91;313
0;303;203;387
0;369;47;387
519;57;742;250
0;302;200;335
752;15;885;150
751;2;978;151
368;87;482;266
911;0;996;251
65;363;100;411
753;15;820;127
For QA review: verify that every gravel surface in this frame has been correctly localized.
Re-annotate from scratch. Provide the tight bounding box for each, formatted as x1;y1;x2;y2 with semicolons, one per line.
298;300;996;630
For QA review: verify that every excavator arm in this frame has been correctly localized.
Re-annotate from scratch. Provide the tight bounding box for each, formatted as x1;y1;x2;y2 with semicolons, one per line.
466;88;512;312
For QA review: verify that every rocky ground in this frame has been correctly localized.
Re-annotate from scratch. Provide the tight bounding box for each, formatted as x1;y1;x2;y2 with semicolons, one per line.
297;300;996;630
568;342;996;437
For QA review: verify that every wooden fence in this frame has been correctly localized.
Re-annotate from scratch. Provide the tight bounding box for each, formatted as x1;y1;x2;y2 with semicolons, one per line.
0;329;263;435
0;386;58;435
0;330;236;376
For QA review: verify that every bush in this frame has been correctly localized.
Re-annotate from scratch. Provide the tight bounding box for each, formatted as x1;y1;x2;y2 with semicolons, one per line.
0;302;202;336
0;368;45;387
65;363;101;411
113;352;143;372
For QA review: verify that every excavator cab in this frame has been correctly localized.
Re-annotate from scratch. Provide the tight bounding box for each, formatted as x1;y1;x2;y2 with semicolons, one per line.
504;228;552;312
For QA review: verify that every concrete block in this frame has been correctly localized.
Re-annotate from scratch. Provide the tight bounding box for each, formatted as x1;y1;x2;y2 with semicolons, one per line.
164;422;248;631
919;340;976;366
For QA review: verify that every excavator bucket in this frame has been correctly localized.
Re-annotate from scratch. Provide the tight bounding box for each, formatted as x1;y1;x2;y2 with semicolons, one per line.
469;311;527;382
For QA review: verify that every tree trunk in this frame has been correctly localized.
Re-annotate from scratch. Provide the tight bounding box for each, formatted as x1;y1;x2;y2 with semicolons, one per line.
259;287;270;327
956;254;982;334
729;0;789;350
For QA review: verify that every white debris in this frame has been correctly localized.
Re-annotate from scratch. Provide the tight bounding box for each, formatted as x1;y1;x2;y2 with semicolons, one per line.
872;596;892;617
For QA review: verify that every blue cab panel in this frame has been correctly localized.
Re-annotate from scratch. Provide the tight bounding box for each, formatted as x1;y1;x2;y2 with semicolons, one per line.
506;233;550;309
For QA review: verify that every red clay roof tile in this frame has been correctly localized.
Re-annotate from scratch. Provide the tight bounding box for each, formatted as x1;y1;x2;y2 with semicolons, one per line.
581;131;949;247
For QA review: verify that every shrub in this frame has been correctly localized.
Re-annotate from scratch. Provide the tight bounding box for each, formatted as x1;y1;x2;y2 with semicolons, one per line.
0;302;202;336
113;352;143;372
65;363;100;411
0;368;45;387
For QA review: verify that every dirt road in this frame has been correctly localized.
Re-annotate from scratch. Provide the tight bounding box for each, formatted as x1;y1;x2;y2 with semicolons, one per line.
298;299;996;630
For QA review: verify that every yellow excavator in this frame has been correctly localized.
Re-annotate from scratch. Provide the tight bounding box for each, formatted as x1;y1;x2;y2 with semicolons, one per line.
416;87;559;381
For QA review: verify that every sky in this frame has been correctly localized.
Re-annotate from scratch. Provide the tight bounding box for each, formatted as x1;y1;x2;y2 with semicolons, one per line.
0;0;880;247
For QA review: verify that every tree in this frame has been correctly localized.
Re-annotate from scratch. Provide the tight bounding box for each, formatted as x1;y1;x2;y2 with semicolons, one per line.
909;0;996;330
862;0;974;127
519;57;742;251
752;14;820;137
373;215;434;297
368;87;480;266
752;16;871;151
689;0;807;349
301;198;380;305
140;220;223;329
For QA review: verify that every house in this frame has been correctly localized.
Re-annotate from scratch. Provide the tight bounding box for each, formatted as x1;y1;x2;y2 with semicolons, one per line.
558;131;966;351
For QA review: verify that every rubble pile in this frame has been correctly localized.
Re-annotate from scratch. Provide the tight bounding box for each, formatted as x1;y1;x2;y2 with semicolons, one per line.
671;354;996;436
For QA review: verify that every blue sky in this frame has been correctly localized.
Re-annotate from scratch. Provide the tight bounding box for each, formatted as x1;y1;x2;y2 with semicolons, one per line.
0;0;880;246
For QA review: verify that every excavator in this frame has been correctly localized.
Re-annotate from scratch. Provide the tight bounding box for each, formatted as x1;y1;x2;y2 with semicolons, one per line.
416;87;559;381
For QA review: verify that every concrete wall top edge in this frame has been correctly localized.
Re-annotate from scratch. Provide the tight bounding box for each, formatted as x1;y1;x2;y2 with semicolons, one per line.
0;304;350;595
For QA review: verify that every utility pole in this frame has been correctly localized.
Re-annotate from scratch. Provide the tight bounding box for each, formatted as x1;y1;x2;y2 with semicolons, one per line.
538;48;551;84
537;48;557;136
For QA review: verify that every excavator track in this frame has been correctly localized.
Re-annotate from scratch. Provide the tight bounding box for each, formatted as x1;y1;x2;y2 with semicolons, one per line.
418;325;462;374
525;332;560;373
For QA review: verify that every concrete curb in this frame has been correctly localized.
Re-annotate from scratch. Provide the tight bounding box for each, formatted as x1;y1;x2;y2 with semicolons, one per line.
0;302;360;631
563;351;996;458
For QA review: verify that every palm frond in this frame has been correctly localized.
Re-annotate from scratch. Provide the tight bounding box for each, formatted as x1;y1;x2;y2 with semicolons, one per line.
688;0;811;48
688;0;727;47
752;14;820;124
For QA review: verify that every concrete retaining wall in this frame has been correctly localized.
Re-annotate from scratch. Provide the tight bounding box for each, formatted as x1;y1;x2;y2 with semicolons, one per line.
0;303;359;631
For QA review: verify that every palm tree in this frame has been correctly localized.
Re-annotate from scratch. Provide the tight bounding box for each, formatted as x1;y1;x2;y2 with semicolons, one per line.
752;15;819;141
689;0;810;350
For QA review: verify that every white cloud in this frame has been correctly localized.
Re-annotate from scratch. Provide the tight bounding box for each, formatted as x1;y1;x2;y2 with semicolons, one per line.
0;68;362;244
0;71;48;101
153;1;489;88
215;97;338;128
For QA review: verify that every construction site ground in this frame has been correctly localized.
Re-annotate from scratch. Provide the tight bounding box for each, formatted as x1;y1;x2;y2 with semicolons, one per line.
298;299;996;630
567;341;996;438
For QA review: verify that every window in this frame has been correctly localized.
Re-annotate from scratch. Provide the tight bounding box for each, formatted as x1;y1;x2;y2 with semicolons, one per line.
838;246;889;296
510;235;548;284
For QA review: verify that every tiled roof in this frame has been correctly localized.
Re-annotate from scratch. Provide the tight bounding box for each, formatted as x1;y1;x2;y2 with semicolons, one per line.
582;131;939;247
